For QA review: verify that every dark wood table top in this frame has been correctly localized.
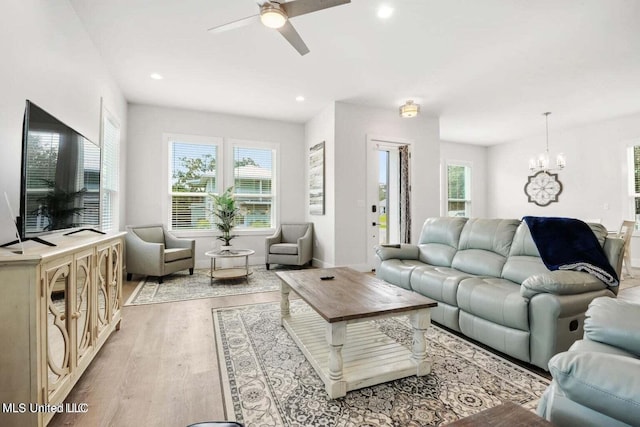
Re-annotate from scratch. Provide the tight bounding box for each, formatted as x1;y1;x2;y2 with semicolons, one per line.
276;267;437;323
447;401;553;426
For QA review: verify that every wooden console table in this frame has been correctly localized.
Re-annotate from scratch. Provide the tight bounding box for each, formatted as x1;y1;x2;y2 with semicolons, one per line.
0;231;125;427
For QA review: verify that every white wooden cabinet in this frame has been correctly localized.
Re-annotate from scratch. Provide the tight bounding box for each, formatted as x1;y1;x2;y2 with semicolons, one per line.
0;232;125;427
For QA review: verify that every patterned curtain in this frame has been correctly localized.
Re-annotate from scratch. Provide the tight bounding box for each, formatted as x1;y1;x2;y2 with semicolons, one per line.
399;145;411;243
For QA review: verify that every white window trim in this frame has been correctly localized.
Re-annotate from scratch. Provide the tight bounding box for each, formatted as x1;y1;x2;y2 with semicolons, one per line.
442;160;472;217
227;138;280;234
164;134;279;237
100;102;121;232
626;142;640;233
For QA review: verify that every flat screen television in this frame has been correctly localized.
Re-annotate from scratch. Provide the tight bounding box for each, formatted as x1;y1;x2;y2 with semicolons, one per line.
16;100;102;245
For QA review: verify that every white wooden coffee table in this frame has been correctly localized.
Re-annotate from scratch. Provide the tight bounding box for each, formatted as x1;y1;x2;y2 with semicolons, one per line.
276;267;437;399
205;249;255;283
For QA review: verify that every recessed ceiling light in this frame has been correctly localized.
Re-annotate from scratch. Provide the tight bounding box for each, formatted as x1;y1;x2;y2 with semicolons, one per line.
377;5;394;19
150;73;163;80
296;95;305;102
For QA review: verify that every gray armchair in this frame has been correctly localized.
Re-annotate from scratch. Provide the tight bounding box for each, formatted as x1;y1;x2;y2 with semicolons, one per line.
537;297;640;426
125;224;195;283
265;223;313;270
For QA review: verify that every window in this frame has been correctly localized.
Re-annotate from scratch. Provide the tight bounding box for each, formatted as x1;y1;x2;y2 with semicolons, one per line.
100;107;120;232
629;145;640;229
232;145;275;228
446;163;471;217
168;136;277;232
169;138;220;231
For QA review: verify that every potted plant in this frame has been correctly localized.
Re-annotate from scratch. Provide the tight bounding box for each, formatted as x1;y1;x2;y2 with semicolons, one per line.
210;186;239;250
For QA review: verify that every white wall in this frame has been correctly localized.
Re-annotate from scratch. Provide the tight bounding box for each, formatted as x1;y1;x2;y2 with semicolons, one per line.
304;103;336;267
0;0;127;245
487;112;640;264
440;141;488;218
328;102;440;269
126;104;306;267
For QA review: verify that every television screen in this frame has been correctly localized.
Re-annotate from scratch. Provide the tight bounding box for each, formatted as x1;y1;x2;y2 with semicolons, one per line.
20;101;101;239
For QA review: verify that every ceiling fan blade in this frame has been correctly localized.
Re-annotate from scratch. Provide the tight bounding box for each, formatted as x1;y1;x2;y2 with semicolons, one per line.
280;0;351;18
207;14;259;33
277;20;310;55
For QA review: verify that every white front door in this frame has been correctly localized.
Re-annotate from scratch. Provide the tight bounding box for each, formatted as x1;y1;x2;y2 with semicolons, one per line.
366;136;410;270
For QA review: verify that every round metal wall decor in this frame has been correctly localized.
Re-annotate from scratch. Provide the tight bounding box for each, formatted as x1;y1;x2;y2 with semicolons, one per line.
524;171;563;206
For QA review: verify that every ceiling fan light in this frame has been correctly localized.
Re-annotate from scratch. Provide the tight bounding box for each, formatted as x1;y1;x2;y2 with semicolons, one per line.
400;100;420;118
260;5;287;29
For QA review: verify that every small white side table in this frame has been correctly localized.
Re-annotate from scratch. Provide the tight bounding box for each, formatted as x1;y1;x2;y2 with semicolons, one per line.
204;249;255;284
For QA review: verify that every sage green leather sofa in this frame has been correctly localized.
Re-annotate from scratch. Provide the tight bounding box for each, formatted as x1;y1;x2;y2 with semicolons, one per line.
537;297;640;426
375;217;624;370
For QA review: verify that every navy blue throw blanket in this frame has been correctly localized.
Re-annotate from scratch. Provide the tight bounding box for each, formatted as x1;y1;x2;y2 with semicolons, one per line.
523;216;619;287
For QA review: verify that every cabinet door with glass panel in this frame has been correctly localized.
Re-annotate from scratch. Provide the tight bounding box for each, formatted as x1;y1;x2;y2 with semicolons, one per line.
42;255;74;405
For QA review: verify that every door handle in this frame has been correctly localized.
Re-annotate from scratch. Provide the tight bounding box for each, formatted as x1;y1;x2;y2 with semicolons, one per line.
372;222;377;226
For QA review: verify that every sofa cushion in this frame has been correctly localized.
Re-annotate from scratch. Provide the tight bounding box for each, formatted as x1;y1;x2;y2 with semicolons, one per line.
457;277;529;331
503;222;551;284
377;259;425;290
270;243;299;255
164;247;192;262
452;218;520;276
417;217;467;267
410;265;474;306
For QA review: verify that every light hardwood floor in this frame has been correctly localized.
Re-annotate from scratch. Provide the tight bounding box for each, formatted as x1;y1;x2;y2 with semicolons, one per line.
49;271;640;427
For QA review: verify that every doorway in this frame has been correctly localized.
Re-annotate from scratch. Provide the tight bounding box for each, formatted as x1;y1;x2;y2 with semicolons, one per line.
366;137;411;270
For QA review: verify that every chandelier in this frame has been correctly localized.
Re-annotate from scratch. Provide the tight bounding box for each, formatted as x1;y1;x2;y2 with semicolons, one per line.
529;112;566;173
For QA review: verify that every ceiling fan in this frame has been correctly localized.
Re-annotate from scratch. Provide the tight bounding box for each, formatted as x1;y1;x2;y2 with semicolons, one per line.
208;0;351;56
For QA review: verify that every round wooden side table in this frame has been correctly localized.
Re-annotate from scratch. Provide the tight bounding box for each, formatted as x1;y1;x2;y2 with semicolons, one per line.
204;249;255;284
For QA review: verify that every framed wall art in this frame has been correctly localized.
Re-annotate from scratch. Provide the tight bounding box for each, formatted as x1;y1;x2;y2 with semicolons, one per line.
309;141;325;215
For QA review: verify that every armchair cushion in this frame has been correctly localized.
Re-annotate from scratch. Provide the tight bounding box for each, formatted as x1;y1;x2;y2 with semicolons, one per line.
164;247;193;263
548;351;640;426
281;224;311;243
132;226;165;244
270;243;298;255
584;297;640;356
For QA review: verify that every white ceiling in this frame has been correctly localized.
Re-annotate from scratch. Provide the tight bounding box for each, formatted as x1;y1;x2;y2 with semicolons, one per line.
69;0;640;145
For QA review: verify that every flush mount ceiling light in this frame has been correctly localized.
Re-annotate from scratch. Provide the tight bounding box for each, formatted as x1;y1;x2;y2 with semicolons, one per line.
260;3;287;29
150;73;163;80
399;100;420;118
295;95;305;102
377;5;394;19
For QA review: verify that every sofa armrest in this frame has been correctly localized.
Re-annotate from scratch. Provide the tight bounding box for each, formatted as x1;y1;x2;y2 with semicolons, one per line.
549;351;640;426
374;244;419;261
521;271;607;299
584;297;640;356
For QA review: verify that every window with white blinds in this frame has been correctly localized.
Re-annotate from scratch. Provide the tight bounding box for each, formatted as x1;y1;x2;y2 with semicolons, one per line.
629;146;640;229
446;163;471;217
168;137;277;231
101;108;120;232
233;146;275;228
169;139;219;230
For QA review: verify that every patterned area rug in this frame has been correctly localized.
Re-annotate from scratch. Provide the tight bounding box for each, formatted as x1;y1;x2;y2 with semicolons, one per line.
126;266;291;306
213;300;550;426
